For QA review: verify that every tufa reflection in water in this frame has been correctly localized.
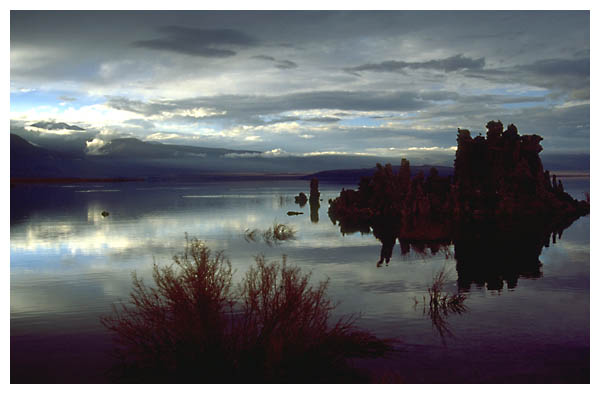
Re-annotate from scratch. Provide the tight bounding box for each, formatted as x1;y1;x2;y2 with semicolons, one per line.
332;213;579;291
293;178;321;223
310;199;320;223
326;120;589;290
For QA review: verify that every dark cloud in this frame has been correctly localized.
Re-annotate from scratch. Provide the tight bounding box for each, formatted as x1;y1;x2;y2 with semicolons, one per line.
252;55;276;61
132;25;259;57
465;57;590;96
275;60;298;69
418;91;460;101
305;117;340;123
519;57;589;77
406;100;590;153
106;90;431;121
505;103;590;152
30;121;85;131
10;11;589;157
456;95;546;105
252;54;298;69
346;54;485;75
105;90;555;130
256;115;341;125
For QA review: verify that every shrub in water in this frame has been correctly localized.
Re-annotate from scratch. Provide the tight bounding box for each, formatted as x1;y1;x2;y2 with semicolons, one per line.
101;237;391;383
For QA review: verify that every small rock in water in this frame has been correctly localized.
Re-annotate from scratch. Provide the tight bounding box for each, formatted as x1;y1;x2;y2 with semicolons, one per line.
294;192;308;205
101;211;110;217
287;211;303;216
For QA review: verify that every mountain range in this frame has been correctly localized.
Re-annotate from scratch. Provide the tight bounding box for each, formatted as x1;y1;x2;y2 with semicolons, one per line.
95;137;259;158
10;133;589;181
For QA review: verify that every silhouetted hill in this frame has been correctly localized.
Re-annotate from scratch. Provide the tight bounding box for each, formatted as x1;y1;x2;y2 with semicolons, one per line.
10;134;72;177
98;138;259;158
10;134;157;178
11;131;588;181
11;133;429;179
30;121;85;131
11;134;52;157
304;165;454;183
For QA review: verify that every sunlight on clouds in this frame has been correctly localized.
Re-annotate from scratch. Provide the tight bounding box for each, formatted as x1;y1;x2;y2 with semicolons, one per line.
145;132;182;141
10;46;60;73
61;104;138;124
85;138;107;154
407;146;457;151
225;149;374;158
364;146;457;156
253;122;303;134
25;125;86;136
151;107;227;120
12;103;141;130
244;135;262;142
302;150;372;157
555;100;590;109
8;11;589;157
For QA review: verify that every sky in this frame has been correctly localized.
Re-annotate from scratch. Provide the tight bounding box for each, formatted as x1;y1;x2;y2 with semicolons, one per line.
9;10;590;160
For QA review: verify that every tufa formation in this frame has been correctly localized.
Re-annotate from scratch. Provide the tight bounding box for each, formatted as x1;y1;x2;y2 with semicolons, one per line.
328;121;588;239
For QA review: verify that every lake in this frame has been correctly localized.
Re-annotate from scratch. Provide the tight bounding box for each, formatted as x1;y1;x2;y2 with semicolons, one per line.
10;178;590;383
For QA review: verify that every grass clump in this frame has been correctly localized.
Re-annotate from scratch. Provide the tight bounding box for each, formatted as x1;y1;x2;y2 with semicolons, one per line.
101;236;392;383
414;267;467;341
427;269;467;312
244;221;296;246
243;228;259;243
266;221;296;244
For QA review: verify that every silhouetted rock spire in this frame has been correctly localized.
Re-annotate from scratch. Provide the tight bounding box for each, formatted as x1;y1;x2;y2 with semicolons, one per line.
309;178;320;223
310;178;320;203
328;121;589;240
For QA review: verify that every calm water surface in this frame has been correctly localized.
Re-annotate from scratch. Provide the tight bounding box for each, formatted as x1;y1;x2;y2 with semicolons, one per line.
10;179;590;383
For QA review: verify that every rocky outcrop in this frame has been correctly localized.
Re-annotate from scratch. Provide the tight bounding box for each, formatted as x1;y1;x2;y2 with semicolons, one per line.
294;192;308;207
309;178;320;203
309;178;320;223
328;121;588;240
452;120;587;219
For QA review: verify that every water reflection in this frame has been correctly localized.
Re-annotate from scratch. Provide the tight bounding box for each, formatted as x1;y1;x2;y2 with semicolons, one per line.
454;225;542;291
415;268;468;343
310;199;320;223
10;180;590;383
335;214;581;292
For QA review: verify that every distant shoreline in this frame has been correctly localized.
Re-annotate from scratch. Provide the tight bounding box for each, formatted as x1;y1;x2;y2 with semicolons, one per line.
10;177;146;184
10;170;589;185
9;173;308;185
549;172;590;178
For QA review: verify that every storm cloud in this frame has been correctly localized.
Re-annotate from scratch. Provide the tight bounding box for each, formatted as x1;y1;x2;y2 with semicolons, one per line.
132;25;259;57
252;55;298;69
104;90;554;125
105;90;433;120
10;11;589;163
465;56;590;96
346;54;486;75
